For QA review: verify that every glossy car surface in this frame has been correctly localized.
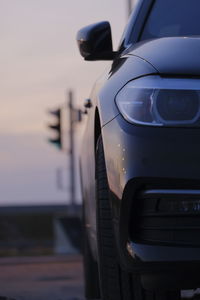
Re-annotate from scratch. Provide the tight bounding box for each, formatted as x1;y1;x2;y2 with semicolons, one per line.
77;0;200;299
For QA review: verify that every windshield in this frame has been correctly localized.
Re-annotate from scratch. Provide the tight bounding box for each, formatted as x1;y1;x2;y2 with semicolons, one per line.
140;0;200;41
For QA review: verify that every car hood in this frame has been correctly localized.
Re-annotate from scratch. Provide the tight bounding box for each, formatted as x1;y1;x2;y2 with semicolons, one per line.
127;37;200;76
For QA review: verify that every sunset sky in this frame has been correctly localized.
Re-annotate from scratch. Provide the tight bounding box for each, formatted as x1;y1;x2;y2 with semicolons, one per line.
0;0;131;205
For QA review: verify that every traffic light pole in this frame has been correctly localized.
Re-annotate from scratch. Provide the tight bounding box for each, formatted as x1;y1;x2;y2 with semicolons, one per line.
47;108;62;149
127;0;136;18
127;0;132;17
68;90;76;212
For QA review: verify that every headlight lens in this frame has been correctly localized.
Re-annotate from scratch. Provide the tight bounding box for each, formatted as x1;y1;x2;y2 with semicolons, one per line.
115;76;200;127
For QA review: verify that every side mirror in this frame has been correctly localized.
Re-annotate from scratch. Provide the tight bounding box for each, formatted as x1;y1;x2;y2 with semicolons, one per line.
76;21;116;61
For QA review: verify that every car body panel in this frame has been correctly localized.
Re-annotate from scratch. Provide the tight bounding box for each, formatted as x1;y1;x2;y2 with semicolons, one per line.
101;115;200;266
127;37;200;76
103;114;200;203
81;56;157;256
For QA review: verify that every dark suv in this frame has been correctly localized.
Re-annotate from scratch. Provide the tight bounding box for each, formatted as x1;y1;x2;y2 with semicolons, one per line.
77;0;200;299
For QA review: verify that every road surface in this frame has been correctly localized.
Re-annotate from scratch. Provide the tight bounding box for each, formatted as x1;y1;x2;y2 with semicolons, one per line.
0;255;84;300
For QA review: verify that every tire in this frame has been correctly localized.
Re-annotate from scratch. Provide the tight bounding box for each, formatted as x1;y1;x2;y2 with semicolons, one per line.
95;136;180;300
83;208;100;299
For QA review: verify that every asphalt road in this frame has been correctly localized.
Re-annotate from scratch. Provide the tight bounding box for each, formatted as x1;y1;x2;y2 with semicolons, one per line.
0;255;84;300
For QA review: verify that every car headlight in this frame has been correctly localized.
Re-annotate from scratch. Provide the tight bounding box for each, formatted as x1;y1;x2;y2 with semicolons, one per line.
115;75;200;127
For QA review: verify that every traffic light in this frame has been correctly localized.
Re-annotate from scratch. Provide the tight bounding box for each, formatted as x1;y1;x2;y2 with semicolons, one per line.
47;108;62;150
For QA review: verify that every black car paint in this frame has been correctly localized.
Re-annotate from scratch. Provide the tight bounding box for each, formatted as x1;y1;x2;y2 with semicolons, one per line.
80;0;200;290
81;55;157;254
102;115;200;260
77;21;115;61
128;37;200;76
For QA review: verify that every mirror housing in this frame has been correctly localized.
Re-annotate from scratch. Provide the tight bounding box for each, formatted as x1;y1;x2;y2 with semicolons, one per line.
77;21;116;61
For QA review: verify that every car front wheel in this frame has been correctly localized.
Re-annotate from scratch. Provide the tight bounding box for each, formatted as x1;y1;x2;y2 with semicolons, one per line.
95;135;181;300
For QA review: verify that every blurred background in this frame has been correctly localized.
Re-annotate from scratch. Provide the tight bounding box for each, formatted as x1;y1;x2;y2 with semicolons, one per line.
0;0;127;207
0;0;136;299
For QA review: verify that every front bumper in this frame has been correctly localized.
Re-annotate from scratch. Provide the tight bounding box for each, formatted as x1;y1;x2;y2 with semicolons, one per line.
129;188;200;253
102;115;200;289
121;179;200;290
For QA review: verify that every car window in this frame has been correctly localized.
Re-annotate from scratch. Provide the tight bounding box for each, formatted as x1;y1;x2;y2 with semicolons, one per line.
140;0;200;41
